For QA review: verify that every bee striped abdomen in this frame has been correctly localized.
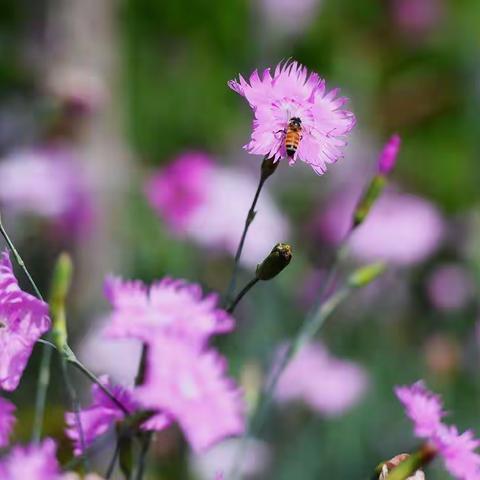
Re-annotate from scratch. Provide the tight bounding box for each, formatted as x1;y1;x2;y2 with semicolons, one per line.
285;117;302;159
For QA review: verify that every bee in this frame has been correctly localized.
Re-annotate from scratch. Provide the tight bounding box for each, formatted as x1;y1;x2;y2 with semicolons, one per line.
284;117;302;159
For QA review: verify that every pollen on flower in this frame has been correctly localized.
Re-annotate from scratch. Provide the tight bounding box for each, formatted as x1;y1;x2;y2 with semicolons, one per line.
229;60;355;175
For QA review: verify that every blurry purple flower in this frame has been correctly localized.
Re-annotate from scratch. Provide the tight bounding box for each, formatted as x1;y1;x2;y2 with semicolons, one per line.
0;146;93;237
146;152;289;268
426;264;474;312
0;250;50;391
392;0;444;36
191;438;271;480
0;397;15;447
258;0;322;35
276;342;368;417
103;276;234;346
395;381;444;438
228;60;355;174
396;381;480;479
135;338;245;452
65;375;170;456
79;319;143;384
0;438;61;479
377;134;401;175
316;188;444;265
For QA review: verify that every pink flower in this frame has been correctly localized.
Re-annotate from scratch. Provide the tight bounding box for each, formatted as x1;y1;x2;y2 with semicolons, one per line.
0;438;61;480
395;381;444;438
0;146;93;237
396;381;480;479
228;60;355;174
276;342;368;417
65;375;170;456
392;0;444;36
316;188;444;265
103;276;234;347
378;134;401;175
135;339;245;452
0;250;51;391
146;152;289;268
0;397;15;447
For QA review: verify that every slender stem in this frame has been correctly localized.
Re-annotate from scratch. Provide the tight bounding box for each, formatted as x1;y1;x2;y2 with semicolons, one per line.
226;277;259;314
59;356;89;470
225;167;268;303
31;343;53;442
134;432;153;480
106;440;121;479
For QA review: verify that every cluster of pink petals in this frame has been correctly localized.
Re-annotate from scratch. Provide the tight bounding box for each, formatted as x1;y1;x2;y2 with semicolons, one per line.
146;152;289;268
276;342;368;417
316;188;444;266
135;338;245;452
65;375;170;456
396;381;480;479
228;60;355;174
103;276;234;346
0;397;15;447
0;438;61;480
0;146;93;237
377;134;401;175
0;250;51;391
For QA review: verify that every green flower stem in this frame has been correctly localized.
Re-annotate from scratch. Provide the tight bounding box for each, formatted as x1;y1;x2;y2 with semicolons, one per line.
226;277;259;314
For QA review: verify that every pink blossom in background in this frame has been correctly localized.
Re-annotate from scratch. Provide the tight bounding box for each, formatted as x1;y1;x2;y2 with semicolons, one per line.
0;250;51;391
276;342;368;417
65;375;170;456
377;134;401;175
396;381;480;479
0;397;15;447
135;338;245;452
392;0;444;36
190;438;271;480
426;264;474;312
0;146;93;237
316;188;444;265
146;152;289;268
0;438;61;479
395;381;444;438
79;319;143;384
103;276;234;346
228;60;355;174
258;0;322;35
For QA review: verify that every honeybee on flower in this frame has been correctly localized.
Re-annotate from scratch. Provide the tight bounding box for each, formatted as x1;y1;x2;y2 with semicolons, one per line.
228;60;356;175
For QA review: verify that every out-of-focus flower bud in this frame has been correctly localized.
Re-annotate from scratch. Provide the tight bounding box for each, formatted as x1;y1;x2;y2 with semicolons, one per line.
348;262;386;289
261;156;280;181
50;252;73;350
378;454;425;479
256;243;292;281
378;134;401;175
352;175;386;227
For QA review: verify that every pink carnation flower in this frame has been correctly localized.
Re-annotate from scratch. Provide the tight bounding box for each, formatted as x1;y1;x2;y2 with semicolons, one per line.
0;250;51;391
275;342;368;416
228;60;355;174
103;276;234;347
135;339;245;452
395;381;444;438
146;152;289;268
396;381;480;479
0;438;61;479
0;397;15;447
316;188;444;266
377;134;401;175
65;375;170;456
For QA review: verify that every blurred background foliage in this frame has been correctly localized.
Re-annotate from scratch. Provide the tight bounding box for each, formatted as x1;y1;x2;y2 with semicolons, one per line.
1;0;480;479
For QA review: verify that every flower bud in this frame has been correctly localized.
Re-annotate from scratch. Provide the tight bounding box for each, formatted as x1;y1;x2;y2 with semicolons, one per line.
256;243;292;281
348;262;386;288
261;156;280;181
378;134;401;175
378;454;425;480
352;174;386;227
49;253;73;350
